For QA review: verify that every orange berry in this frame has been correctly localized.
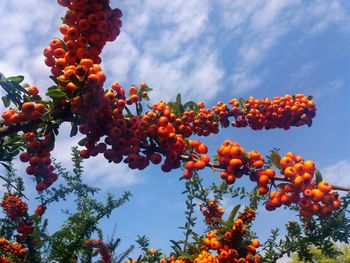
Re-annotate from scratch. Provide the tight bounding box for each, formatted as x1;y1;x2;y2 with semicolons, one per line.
194;160;206;170
264;168;276;179
285;151;296;162
284;167;297;178
251;239;260;248
229;158;243;168
317;181;332;193
258;175;269;186
197;143;208;154
280;156;293;168
304;160;316;174
210;239;221;250
258;186;269;195
158;116;168;127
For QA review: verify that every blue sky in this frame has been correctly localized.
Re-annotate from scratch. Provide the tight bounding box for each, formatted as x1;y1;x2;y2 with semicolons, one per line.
1;0;350;261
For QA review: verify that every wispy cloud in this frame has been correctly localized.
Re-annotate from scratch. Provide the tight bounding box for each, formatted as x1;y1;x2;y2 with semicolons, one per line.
289;62;317;88
0;0;61;91
217;0;350;94
83;155;144;188
312;78;344;98
321;160;350;187
103;0;224;102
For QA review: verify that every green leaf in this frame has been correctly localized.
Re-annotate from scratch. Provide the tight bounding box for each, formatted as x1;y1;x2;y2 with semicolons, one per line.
78;137;88;146
12;82;29;94
239;98;246;109
270;150;282;169
70;123;78;137
307;95;313;100
315;170;323;185
1;162;12;172
227;204;241;223
69;74;82;86
124;106;134;117
6;75;24;84
183;101;199;112
49;75;60;85
46;89;67;99
176;93;184;115
142;95;150;101
176;93;182;105
47;85;59;91
2;96;10;107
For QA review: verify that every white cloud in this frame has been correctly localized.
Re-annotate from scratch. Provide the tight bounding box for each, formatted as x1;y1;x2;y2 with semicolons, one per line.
290;62;316;87
321;160;350;187
307;0;349;34
217;0;350;94
312;78;344;98
0;0;60;89
83;155;144;188
103;0;224;102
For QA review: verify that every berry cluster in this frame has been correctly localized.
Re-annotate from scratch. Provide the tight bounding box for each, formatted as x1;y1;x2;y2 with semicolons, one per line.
84;239;112;263
34;204;46;217
20;132;57;191
217;140;264;185
45;0;122;76
0;195;37;243
0;194;28;220
179;105;220;137
263;152;341;217
229;94;316;130
200;200;225;225
1;102;45;126
0;238;27;261
16;220;35;243
202;208;261;262
183;140;210;179
193;250;218;263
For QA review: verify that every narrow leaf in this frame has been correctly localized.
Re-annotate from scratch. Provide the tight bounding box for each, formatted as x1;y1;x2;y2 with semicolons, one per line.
70;123;78;137
6;75;24;84
227;204;241;223
2;96;10;107
46;90;67;99
270;150;282;169
239;98;246;109
315;169;323;185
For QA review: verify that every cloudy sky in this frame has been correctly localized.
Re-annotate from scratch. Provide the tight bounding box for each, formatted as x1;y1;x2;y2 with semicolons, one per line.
1;0;350;261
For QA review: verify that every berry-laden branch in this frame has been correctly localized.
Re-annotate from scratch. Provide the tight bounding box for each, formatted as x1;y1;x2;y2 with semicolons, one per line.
0;0;343;220
180;140;343;218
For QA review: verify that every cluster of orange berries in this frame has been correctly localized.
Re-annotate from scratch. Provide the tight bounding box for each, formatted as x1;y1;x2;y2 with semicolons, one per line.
0;194;28;220
45;0;122;76
34;204;46;217
0;238;27;262
262;152;341;217
19;132;57;191
183;140;210;179
179;104;220;137
200;200;224;225
217;140;264;185
229;94;316;130
0;84;56;192
16;220;35;243
84;239;111;263
202;208;261;263
143;101;189;172
193;250;219;263
0;195;35;243
1;101;45;126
